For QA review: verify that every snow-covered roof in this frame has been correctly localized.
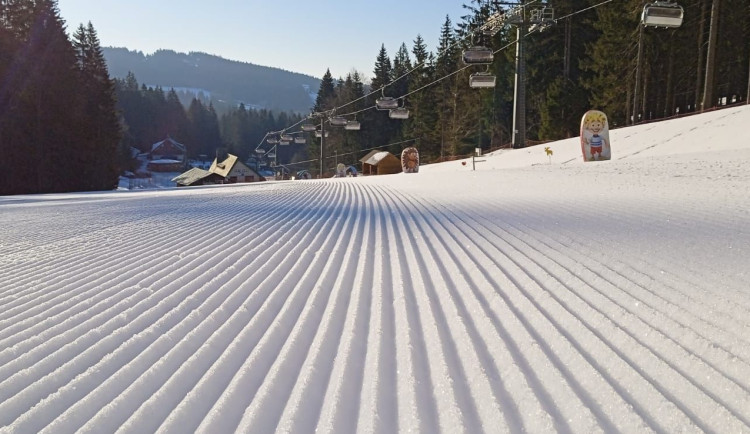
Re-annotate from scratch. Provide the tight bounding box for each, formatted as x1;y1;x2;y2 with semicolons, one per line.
150;159;182;164
171;167;211;185
360;150;394;165
209;153;239;178
151;136;186;153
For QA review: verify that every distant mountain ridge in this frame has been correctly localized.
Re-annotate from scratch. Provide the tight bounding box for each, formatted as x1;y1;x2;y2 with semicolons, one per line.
102;47;320;114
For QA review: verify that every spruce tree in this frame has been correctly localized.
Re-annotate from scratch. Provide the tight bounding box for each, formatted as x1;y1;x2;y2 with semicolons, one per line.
313;68;336;112
363;45;396;150
405;34;439;160
435;15;460;157
72;22;121;190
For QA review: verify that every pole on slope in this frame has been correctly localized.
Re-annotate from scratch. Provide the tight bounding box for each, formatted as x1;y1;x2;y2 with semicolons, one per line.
319;119;325;178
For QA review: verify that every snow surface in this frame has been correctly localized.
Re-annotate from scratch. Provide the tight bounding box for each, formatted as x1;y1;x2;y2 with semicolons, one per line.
1;106;750;433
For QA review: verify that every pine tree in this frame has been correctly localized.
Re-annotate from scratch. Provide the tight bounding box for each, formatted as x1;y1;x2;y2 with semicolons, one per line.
533;0;592;139
164;88;191;144
72;22;121;190
404;34;440;159
581;0;639;125
313;68;336;112
435;15;460;157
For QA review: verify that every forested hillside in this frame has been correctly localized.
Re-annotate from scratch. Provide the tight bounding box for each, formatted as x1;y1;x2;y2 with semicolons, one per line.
306;0;749;169
103;48;320;114
2;0;748;191
115;73;305;167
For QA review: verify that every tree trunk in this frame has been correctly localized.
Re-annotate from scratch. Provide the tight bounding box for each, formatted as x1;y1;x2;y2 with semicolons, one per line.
642;65;649;120
702;0;721;112
666;34;675;116
695;0;708;109
633;25;645;124
564;17;571;79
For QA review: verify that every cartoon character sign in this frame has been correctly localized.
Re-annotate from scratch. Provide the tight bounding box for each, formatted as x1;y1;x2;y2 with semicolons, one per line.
580;110;611;162
401;147;419;173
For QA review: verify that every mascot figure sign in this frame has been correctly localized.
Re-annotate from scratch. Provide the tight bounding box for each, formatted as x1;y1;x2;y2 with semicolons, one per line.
401;147;419;173
580;110;611;162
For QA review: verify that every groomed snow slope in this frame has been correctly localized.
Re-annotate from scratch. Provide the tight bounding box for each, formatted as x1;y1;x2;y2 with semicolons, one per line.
1;106;749;433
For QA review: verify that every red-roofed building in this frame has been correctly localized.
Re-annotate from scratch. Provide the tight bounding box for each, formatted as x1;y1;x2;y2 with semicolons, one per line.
150;136;187;162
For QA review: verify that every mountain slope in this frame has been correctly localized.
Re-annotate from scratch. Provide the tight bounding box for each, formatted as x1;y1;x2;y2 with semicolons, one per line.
103;47;320;113
1;106;749;432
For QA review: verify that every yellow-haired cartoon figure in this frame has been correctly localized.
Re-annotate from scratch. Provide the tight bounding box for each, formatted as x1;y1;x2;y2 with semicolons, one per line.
580;110;611;162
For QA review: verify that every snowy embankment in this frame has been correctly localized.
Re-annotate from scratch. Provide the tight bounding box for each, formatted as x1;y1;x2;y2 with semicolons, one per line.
1;106;750;433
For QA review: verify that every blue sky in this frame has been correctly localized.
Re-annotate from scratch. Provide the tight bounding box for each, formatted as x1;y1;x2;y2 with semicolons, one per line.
56;0;470;81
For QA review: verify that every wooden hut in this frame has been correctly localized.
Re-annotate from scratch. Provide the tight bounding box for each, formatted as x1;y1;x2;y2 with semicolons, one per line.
359;150;402;175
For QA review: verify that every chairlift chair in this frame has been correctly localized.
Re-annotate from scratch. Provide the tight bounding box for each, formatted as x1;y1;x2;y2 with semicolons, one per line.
462;46;494;65
267;137;279;144
469;72;497;88
279;140;291;146
280;133;294;141
329;116;348;127
301;123;317;132
255;149;265;154
641;1;684;28
375;96;399;110
294;137;307;144
389;107;410;119
529;7;555;23
315;129;329;138
345;121;361;131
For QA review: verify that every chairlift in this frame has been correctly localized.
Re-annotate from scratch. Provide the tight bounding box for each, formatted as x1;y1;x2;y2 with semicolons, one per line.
329;116;348;127
279;140;291;146
280;133;294;141
375;96;399;110
389;107;410;119
345;120;361;131
315;129;329;138
255;149;265;154
267;152;276;158
529;7;555;23
267;137;279;144
641;1;684;28
462;46;494;65
301;123;317;132
469;72;496;88
294;136;307;144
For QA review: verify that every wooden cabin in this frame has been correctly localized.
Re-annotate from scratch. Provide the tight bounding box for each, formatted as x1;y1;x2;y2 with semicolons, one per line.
359;150;402;175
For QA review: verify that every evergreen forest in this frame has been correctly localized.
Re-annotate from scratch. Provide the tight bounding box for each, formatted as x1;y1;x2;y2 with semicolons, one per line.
2;0;748;192
1;0;120;195
307;0;749;173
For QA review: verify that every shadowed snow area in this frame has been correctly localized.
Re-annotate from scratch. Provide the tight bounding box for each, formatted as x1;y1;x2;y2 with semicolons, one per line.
1;106;749;433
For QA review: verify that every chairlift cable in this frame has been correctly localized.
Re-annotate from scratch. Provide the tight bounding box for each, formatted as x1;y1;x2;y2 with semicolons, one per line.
333;2;528;113
553;0;618;23
335;37;522;119
271;0;619;141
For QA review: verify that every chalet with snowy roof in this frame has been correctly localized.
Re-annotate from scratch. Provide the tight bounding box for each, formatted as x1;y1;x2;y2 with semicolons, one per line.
172;150;263;186
150;136;187;162
359;150;401;175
